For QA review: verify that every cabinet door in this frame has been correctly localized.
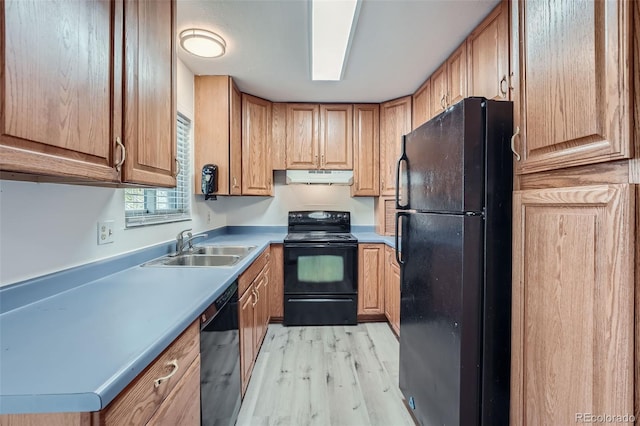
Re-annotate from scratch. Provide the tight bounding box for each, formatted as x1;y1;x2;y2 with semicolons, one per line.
446;42;467;106
357;244;385;316
379;96;412;196
319;104;353;169
352;104;380;197
513;0;631;174
269;244;284;319
467;1;509;100
1;0;120;182
242;94;272;195
239;288;256;396
147;357;200;426
254;265;270;351
194;75;233;195
430;63;448;118
412;78;431;130
384;246;400;336
286;104;319;169
271;102;288;170
229;82;242;195
511;184;633;424
122;0;177;187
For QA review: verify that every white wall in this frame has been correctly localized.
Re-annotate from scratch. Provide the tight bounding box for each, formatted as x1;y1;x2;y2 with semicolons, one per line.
0;59;224;287
0;60;376;286
210;172;375;226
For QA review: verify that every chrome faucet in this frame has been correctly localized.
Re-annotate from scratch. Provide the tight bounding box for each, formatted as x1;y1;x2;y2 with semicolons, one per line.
175;229;208;255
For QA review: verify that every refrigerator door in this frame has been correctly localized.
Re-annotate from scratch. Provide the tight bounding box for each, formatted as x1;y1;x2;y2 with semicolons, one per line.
401;98;485;213
399;212;483;425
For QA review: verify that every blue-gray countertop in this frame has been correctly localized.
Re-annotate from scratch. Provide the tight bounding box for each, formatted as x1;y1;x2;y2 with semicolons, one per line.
0;228;395;414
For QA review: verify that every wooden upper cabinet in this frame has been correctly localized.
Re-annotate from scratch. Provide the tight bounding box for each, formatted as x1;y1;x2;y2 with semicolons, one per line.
429;41;468;119
319;104;353;169
467;1;509;100
430;64;448;118
230;84;243;194
286;103;319;169
352;104;380;197
1;0;178;187
242;94;272;195
512;0;632;174
194;76;241;195
380;96;412;196
511;184;633;424
271;102;287;170
412;78;431;130
1;0;120;182
446;42;467;107
122;0;176;187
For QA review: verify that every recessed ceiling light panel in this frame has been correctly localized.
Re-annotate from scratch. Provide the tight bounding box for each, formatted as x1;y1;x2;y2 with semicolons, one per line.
312;0;360;81
179;28;226;58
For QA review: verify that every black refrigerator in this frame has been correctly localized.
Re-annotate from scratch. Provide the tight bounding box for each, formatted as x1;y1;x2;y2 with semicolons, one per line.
396;98;513;425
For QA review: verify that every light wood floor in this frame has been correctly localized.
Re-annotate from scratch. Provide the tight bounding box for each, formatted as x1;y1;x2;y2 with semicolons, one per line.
237;323;416;426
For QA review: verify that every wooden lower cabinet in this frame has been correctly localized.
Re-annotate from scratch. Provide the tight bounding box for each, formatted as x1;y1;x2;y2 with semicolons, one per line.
239;287;256;397
269;244;284;320
146;356;200;426
238;247;272;396
511;184;634;424
384;246;401;336
357;244;385;316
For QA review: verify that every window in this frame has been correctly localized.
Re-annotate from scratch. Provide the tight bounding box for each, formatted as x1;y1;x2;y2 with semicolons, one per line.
124;113;191;227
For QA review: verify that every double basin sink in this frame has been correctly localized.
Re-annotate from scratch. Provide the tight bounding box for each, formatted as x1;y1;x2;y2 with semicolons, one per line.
143;245;257;268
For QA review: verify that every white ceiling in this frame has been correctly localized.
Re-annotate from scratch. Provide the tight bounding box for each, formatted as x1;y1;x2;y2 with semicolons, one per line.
177;0;501;103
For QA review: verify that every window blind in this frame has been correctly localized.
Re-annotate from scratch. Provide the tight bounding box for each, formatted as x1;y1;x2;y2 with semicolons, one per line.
124;113;192;227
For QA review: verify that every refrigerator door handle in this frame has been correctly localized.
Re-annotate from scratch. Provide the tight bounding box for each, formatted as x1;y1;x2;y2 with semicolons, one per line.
395;136;409;210
395;212;408;265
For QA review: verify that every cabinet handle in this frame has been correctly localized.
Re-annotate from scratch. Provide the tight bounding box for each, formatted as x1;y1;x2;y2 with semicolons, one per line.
154;359;179;388
511;126;521;161
499;75;508;98
252;289;258;307
174;158;180;178
233;177;239;188
509;72;515;91
440;95;446;109
115;137;126;172
314;154;319;167
321;154;325;167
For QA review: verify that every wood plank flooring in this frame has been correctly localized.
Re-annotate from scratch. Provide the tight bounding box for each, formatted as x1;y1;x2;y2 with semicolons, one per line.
237;323;416;426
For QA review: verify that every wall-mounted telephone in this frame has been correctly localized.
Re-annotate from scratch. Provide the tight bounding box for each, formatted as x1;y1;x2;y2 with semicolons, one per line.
201;164;218;200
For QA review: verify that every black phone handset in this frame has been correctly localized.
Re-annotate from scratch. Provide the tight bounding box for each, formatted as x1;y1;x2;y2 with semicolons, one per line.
201;164;218;200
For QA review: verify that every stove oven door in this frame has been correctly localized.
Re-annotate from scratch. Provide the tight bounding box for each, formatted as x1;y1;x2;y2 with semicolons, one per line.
284;243;357;295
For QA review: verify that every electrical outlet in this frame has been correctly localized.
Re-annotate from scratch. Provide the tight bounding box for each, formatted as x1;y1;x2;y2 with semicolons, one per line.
207;212;211;225
98;220;115;245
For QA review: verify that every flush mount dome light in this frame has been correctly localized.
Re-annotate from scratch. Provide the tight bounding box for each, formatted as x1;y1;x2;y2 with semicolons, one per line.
179;28;226;58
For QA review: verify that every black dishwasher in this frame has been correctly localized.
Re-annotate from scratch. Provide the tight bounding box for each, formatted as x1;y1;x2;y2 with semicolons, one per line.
200;281;240;426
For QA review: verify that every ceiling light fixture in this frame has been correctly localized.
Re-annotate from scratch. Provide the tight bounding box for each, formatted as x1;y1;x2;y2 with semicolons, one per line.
179;28;226;58
311;0;361;81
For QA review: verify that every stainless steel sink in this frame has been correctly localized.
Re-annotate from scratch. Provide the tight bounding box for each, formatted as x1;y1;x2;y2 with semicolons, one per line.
160;254;240;267
191;245;256;256
142;245;256;268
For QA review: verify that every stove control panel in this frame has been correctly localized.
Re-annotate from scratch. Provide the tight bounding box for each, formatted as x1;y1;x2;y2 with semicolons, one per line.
288;210;351;226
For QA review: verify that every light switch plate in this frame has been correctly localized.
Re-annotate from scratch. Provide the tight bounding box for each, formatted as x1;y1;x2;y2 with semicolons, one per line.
98;220;115;245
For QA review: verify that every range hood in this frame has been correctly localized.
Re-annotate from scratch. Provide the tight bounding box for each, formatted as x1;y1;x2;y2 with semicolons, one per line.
285;170;353;185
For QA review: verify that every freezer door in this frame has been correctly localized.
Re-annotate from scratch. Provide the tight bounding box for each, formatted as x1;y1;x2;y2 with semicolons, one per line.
399;212;483;425
403;98;485;213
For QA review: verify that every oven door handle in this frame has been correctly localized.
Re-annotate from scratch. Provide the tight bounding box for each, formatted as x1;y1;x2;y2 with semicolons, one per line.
284;243;357;249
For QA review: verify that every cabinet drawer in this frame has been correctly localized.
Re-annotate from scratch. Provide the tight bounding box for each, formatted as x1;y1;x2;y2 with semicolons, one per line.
101;321;199;426
146;356;200;426
238;247;271;296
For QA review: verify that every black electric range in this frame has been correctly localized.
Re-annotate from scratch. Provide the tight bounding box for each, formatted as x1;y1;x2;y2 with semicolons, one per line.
283;211;358;326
